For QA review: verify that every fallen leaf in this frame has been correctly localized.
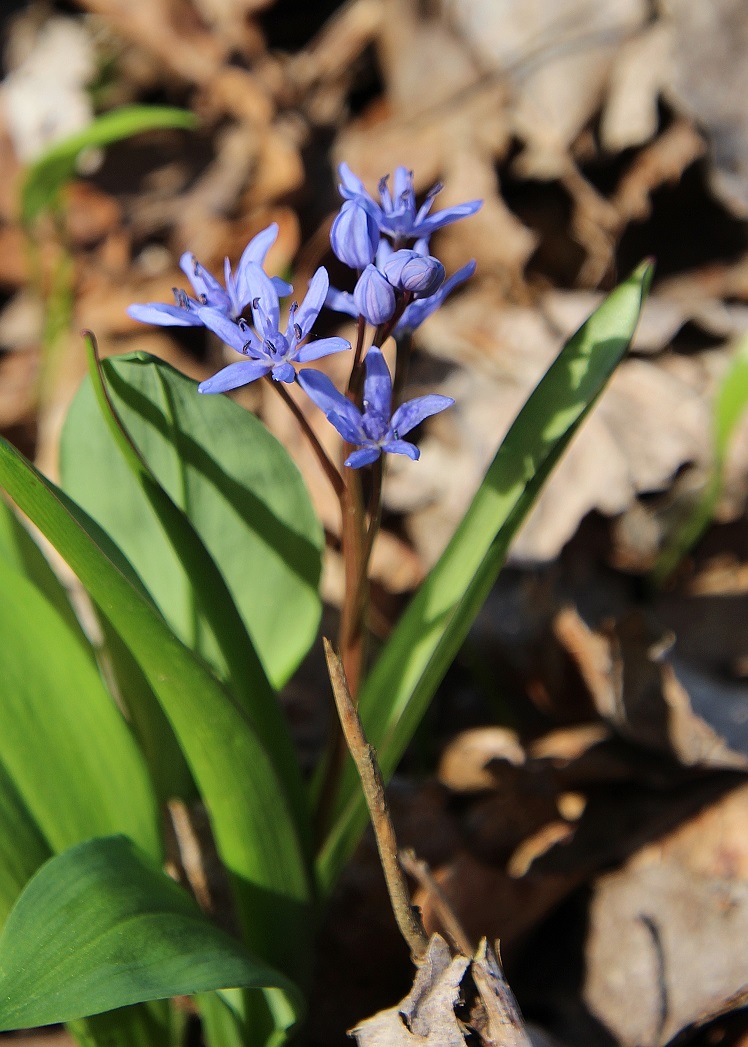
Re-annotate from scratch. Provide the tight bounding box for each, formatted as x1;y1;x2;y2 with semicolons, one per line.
583;781;748;1046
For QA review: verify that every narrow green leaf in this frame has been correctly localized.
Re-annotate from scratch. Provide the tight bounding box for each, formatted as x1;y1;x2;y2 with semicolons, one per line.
715;332;748;460
0;760;51;927
653;331;748;584
0;496;84;640
21;106;197;224
0;437;313;975
317;262;653;889
0;837;303;1034
0;554;160;860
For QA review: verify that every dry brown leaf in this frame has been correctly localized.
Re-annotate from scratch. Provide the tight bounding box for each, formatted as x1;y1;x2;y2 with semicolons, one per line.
445;0;648;178
583;781;748;1046
600;23;671;152
438;727;525;793
352;934;533;1047
661;0;748;216
552;608;747;770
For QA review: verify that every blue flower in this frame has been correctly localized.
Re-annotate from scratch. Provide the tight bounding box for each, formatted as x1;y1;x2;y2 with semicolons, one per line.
382;249;445;295
338;163;482;244
127;223;291;328
394;260;477;336
327;259;476;335
198;265;350;393
330;200;380;269
353;265;397;325
297;347;453;468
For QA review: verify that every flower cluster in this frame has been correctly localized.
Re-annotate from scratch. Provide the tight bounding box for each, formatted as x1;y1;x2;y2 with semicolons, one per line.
128;164;481;468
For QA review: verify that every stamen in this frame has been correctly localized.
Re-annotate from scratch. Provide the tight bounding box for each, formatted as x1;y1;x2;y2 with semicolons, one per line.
293;323;302;340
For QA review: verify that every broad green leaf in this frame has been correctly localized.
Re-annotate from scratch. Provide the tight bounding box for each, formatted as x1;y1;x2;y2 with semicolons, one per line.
317;262;653;889
0;553;160;860
21;106;197;224
0;437;313;976
0;837;303;1035
61;352;323;691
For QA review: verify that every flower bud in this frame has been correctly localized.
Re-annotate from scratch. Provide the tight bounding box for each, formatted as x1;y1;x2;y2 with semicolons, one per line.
330;200;379;269
383;250;445;296
353;265;396;325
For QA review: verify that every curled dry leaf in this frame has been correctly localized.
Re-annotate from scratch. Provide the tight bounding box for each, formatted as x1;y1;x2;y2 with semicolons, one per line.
554;607;748;770
352;934;533;1047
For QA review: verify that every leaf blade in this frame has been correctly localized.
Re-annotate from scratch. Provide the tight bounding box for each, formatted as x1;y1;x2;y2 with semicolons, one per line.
0;837;303;1034
317;262;653;888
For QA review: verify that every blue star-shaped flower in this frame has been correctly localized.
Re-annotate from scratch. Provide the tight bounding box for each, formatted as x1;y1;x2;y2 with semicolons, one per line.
127;223;291;328
297;347;453;468
198;265;350;393
338;163;482;245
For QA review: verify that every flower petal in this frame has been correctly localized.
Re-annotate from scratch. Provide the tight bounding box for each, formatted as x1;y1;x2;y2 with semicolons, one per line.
331;201;379;269
294;267;329;337
325;287;357;317
414;199;483;237
329;409;366;445
234;223;279;307
198;359;270;394
297;369;364;440
390;394;454;437
296;336;351;362
271;276;294;297
338;161;369;198
198;307;260;354
380;439;420;460
353;266;396;325
179;253;229;309
345;447;381;468
362;347;393;420
127;303;203;327
246;265;281;340
394;260;476;336
271;362;296;383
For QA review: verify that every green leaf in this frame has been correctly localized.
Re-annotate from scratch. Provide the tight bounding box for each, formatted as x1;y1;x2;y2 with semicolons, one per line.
715;333;748;461
0;436;313;976
653;331;748;584
61;351;323;691
0;496;84;640
0;553;160;860
21;106;197;224
317;262;653;890
0;760;51;927
0;836;303;1035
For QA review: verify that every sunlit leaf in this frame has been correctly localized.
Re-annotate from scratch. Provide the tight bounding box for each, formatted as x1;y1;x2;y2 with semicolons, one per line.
317;262;653;889
0;837;303;1035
